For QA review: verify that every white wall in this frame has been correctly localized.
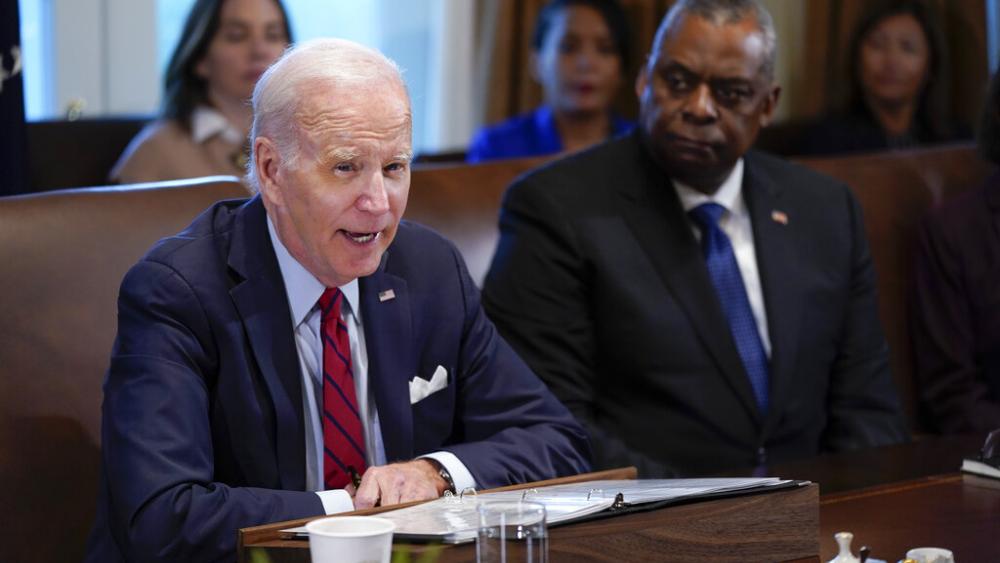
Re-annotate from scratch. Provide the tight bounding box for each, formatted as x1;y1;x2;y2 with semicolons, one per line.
22;0;476;153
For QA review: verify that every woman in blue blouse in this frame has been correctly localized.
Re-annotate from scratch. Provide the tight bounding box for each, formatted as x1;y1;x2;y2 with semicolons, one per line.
467;0;633;163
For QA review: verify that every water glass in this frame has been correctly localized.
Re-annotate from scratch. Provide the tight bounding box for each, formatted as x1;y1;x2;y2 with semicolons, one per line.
476;500;548;563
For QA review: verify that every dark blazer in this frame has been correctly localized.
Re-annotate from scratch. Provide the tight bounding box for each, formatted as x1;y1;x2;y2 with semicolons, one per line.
85;196;590;563
483;132;907;477
912;170;1000;432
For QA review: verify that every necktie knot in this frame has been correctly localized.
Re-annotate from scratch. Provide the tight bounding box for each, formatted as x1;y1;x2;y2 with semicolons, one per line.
688;202;727;229
317;287;343;322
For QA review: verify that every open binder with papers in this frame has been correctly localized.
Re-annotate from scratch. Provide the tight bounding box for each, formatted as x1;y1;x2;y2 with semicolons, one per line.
285;477;804;544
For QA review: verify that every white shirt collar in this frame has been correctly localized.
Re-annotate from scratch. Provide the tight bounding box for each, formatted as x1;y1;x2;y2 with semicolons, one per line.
191;105;246;146
672;158;745;215
266;216;360;327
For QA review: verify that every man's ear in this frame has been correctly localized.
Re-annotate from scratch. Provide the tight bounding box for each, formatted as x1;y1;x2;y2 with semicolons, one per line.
758;84;781;128
254;137;284;207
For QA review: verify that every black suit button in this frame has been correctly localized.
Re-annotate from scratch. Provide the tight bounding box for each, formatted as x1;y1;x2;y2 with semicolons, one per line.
756;447;767;464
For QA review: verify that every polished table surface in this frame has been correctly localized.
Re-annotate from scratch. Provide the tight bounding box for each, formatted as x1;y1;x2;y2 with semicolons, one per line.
819;473;999;562
728;433;998;561
243;434;996;562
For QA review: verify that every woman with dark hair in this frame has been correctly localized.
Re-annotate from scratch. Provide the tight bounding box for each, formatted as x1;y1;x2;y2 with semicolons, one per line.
111;0;291;183
801;0;966;156
466;0;633;162
910;66;1000;433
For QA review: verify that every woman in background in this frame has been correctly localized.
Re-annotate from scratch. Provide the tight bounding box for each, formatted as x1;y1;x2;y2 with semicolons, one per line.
111;0;291;183
801;0;964;156
467;0;633;163
910;67;1000;433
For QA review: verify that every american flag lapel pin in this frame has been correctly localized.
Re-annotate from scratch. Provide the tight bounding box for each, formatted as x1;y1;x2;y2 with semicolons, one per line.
771;210;788;225
378;289;396;302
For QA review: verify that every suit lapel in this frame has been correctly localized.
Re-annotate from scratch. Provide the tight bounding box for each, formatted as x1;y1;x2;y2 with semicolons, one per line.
742;154;802;436
618;139;761;421
359;255;415;463
228;197;306;490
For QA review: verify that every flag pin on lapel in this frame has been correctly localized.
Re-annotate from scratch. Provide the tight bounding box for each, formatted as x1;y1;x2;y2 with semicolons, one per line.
771;210;788;225
378;289;396;302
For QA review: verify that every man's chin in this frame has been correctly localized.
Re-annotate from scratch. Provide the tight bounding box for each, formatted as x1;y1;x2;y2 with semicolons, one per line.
663;157;732;192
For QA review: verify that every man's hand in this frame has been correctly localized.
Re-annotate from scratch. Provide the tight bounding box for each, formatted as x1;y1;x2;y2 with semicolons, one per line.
352;459;448;510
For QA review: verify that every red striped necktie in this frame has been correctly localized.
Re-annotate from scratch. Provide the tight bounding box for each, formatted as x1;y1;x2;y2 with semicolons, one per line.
317;287;366;489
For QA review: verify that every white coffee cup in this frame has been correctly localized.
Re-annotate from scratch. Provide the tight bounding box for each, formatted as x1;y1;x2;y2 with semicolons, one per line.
905;547;955;563
306;516;396;563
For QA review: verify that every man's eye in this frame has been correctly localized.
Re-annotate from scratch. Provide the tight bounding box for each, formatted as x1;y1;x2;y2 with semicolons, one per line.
665;73;690;91
715;85;752;104
334;163;354;173
384;162;406;173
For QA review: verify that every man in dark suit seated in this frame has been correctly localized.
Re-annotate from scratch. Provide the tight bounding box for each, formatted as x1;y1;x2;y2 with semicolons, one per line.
482;0;907;478
84;38;590;563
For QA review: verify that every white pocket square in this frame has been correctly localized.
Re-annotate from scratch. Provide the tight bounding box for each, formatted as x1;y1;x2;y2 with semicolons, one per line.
409;365;448;404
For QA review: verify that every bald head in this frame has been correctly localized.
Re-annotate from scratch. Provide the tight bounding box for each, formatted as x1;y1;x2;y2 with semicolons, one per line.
246;38;411;191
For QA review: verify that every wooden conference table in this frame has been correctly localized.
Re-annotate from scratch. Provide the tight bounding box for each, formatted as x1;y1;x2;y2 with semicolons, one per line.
749;433;1000;562
240;434;997;562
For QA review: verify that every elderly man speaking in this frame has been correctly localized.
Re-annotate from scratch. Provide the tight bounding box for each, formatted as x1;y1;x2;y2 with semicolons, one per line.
84;39;590;563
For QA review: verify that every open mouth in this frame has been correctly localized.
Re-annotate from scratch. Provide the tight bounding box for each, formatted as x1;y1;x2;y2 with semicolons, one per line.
341;230;381;244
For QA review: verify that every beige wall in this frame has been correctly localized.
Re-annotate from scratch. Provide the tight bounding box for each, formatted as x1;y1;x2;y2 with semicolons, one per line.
762;0;808;123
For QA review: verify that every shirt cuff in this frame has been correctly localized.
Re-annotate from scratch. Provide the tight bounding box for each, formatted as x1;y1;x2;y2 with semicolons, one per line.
421;451;477;492
315;489;355;514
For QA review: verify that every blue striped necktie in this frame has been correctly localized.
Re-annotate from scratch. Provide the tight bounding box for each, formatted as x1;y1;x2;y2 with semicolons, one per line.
688;203;770;413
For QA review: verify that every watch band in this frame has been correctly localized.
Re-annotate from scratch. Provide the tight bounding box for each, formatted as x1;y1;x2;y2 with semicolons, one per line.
425;458;456;494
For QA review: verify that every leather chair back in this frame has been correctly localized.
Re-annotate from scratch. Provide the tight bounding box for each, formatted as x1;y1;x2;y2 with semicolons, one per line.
0;177;247;562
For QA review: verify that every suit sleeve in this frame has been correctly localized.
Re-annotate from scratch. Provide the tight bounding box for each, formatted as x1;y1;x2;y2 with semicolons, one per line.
821;186;909;451
483;177;677;477
438;239;593;487
911;214;1000;432
101;261;322;563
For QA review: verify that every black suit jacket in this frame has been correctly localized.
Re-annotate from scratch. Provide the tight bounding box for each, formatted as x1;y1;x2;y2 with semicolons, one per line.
912;171;1000;432
483;132;907;477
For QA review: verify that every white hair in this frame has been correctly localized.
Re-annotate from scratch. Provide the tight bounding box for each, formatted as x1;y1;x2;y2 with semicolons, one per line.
245;38;408;192
654;0;777;79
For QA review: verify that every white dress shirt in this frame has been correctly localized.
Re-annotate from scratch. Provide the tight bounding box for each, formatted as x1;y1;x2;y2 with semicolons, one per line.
266;219;476;514
190;106;245;146
672;159;772;356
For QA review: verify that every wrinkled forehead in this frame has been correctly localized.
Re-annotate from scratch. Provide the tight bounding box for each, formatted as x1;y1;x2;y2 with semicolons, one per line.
293;79;412;145
652;14;770;79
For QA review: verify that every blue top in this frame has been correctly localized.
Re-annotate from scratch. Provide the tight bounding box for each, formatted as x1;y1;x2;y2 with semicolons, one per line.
466;105;634;163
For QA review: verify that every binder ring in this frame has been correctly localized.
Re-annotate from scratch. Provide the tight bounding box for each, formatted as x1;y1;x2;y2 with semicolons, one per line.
520;488;539;500
459;487;478;501
587;488;603;500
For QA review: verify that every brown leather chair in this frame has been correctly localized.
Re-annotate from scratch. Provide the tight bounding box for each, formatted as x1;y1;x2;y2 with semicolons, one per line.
406;157;549;285
799;144;994;431
26;117;150;193
0;177;247;563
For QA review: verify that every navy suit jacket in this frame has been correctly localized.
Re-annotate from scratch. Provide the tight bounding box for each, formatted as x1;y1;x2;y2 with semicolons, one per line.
85;196;590;563
483;132;907;477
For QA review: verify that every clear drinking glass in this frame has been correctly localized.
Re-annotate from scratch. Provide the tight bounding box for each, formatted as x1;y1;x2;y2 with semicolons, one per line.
476;501;548;563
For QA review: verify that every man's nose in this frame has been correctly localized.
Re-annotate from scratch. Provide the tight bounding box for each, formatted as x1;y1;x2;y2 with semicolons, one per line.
682;83;718;124
358;170;390;214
